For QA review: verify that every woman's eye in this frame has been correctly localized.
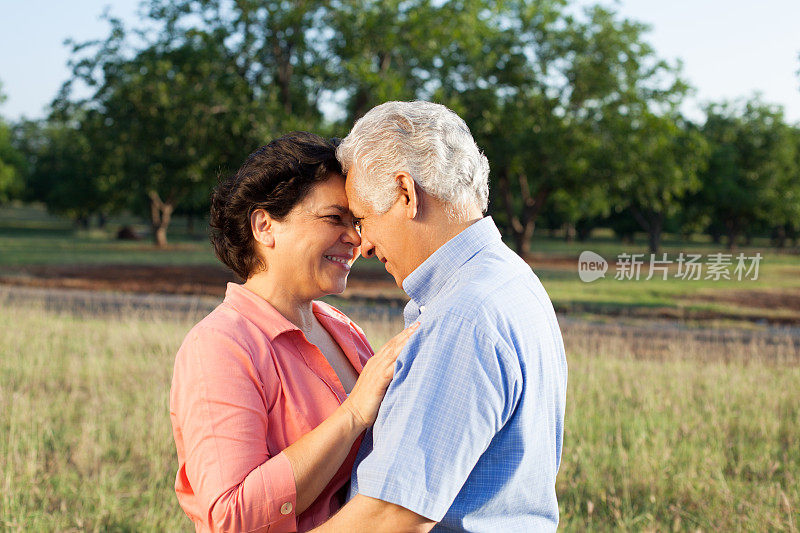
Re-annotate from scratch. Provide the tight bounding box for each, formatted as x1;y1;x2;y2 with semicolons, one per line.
353;219;362;232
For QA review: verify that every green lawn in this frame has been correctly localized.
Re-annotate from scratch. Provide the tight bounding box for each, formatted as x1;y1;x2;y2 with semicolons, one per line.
0;204;215;266
3;203;800;324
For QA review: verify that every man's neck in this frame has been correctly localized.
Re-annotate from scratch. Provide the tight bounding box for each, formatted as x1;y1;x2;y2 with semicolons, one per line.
413;200;484;267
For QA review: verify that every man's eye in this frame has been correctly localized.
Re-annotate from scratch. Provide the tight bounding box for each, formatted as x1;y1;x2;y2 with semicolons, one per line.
326;215;342;222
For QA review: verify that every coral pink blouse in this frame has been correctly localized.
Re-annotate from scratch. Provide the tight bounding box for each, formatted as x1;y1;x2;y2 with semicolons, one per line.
170;283;374;532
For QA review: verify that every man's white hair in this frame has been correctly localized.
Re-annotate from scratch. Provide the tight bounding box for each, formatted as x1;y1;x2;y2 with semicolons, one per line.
336;101;490;220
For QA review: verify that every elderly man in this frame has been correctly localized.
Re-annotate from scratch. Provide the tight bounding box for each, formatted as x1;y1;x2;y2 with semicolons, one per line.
316;101;567;532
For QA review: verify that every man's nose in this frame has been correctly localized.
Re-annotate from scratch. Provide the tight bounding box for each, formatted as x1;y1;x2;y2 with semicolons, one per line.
360;236;376;258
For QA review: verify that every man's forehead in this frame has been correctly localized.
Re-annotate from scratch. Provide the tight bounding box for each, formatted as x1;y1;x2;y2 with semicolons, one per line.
344;173;366;216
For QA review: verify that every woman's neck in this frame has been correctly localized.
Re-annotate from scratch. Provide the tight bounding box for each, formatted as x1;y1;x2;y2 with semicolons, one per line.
243;273;316;332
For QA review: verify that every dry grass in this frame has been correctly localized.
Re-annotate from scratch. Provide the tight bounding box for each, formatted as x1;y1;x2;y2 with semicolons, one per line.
1;297;798;531
559;321;799;531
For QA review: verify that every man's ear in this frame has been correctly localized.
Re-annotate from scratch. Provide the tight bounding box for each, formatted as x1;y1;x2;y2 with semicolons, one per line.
396;172;419;220
250;209;275;247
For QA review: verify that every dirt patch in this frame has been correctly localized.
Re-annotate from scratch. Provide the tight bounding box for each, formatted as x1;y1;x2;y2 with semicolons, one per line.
0;263;407;303
525;254;581;271
1;264;236;297
691;288;800;312
3;263;799;325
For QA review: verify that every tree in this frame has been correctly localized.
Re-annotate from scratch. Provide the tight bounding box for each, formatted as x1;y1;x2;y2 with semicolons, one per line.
60;14;272;246
14;117;115;225
142;0;328;130
326;0;513;124
699;98;797;250
607;112;708;253
459;3;690;255
770;125;800;248
0;81;24;204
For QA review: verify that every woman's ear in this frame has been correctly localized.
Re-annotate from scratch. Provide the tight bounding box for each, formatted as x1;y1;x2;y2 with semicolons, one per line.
250;209;275;247
396;172;419;220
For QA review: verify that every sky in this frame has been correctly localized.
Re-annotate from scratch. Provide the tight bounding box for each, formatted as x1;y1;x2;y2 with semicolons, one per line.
1;0;799;124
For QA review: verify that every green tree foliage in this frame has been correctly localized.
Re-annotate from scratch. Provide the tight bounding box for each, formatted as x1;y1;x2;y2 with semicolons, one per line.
0;81;25;204
325;0;435;122
59;13;273;246
608;112;708;253
143;0;328;130
775;126;800;247
14;118;115;225
21;0;798;252
460;3;691;254
699;98;797;250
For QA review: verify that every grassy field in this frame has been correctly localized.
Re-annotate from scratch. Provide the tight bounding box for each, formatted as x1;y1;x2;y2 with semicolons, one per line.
0;204;213;266
1;296;797;531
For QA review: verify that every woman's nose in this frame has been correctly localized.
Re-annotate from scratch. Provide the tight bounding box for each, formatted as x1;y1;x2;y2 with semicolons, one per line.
342;225;362;247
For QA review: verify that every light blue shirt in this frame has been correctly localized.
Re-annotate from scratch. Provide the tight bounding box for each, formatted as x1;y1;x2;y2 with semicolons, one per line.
349;217;568;532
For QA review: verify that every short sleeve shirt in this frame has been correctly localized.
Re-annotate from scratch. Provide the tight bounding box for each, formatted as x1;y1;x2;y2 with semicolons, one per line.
349;217;568;532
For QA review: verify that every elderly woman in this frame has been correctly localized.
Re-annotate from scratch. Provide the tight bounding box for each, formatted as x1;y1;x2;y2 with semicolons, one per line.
170;132;416;532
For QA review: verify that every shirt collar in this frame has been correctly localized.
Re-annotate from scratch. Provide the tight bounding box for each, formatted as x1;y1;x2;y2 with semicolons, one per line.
223;282;348;341
402;216;501;308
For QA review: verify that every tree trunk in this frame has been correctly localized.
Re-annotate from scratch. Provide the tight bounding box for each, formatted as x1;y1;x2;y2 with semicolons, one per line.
148;191;174;248
350;88;370;123
648;228;662;255
772;225;786;249
514;222;535;256
725;219;739;251
630;206;663;254
710;227;722;245
495;167;550;257
563;223;576;242
576;224;593;242
273;38;294;115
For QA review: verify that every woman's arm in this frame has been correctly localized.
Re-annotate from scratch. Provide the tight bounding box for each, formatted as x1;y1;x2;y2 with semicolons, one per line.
171;322;418;531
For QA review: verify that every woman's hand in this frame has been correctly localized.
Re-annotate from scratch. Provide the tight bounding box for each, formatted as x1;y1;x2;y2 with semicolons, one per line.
341;322;420;431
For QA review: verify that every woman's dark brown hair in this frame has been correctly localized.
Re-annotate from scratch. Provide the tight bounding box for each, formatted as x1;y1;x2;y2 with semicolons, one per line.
209;132;342;280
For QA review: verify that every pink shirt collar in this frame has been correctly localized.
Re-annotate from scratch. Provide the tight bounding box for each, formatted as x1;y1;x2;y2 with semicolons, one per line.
222;282;364;373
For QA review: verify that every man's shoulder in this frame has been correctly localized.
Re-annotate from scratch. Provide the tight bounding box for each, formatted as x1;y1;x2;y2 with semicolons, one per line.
427;242;560;349
443;242;542;310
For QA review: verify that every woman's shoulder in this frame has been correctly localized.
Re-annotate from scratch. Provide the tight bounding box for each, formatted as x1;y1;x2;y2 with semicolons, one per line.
172;302;282;410
176;302;268;365
188;301;252;338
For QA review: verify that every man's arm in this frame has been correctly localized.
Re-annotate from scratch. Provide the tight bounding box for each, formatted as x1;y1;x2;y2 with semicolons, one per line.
312;494;436;533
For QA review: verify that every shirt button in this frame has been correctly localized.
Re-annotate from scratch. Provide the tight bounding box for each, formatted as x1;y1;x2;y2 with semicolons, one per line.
280;502;293;515
419;305;426;313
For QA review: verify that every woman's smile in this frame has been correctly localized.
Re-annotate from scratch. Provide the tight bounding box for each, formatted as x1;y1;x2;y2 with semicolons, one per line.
324;253;354;270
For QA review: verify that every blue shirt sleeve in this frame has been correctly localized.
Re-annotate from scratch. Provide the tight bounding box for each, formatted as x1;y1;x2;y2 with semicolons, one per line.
352;313;522;521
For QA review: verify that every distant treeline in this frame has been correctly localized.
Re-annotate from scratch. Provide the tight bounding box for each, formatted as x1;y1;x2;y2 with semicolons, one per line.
1;0;799;252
